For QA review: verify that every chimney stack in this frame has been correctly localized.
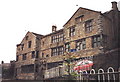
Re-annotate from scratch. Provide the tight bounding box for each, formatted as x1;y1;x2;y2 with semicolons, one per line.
111;1;118;10
1;61;4;64
52;25;57;32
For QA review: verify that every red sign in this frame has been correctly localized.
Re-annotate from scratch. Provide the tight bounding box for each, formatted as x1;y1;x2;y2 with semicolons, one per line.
74;60;93;72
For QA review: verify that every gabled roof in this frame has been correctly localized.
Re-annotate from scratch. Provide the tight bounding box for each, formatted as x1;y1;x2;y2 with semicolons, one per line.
17;31;43;46
63;7;101;27
32;32;43;37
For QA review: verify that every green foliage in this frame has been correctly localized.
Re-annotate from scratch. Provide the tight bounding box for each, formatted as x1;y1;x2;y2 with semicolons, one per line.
62;52;79;80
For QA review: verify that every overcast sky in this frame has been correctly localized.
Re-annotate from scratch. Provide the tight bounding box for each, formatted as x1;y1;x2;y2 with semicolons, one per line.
0;0;120;63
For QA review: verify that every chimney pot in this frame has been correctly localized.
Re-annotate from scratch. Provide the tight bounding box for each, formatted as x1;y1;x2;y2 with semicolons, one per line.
1;61;4;64
52;25;57;32
111;1;118;10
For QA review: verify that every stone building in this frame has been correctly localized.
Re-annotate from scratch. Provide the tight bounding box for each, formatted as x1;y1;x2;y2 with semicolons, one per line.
1;61;15;80
15;2;120;80
15;32;43;80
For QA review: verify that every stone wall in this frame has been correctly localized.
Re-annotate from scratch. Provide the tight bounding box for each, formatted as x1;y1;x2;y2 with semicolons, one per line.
93;48;120;71
15;32;43;80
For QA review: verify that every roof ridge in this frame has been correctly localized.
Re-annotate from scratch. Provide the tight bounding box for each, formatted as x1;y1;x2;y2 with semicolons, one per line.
63;7;101;27
32;32;43;36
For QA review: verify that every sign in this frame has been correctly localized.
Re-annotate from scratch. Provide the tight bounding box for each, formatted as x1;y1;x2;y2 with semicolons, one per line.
74;59;93;72
70;49;76;52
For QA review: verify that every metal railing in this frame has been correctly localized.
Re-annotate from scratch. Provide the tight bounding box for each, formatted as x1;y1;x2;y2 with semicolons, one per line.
77;67;120;81
44;66;120;81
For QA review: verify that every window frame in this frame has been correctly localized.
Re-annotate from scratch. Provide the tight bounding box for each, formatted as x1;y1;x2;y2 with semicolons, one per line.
76;39;86;51
26;36;29;40
51;33;64;43
51;46;64;56
42;53;44;58
28;41;32;48
21;44;24;50
36;51;39;58
58;46;64;55
92;35;101;48
31;51;35;58
22;53;27;60
69;26;75;37
85;19;93;33
65;43;70;52
16;55;19;61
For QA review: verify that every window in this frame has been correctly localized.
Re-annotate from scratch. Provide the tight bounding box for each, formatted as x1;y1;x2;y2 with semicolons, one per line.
42;41;44;46
21;64;34;73
85;19;93;32
92;35;101;48
52;48;57;56
18;48;20;51
69;26;75;37
59;34;64;42
35;65;38;72
16;55;19;61
16;68;21;74
22;53;27;60
46;54;49;57
76;39;86;51
21;44;24;50
51;46;64;56
28;41;32;48
47;62;62;69
42;53;44;58
36;51;39;58
52;33;64;43
75;15;84;23
58;46;64;55
26;36;28;40
51;35;55;43
65;43;70;52
31;51;35;58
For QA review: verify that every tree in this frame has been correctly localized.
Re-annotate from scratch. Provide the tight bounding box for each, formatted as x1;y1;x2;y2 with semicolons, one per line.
62;52;79;80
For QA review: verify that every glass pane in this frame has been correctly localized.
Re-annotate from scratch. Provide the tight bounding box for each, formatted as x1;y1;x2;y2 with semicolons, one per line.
94;37;97;42
94;43;97;47
97;36;101;41
97;42;101;47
